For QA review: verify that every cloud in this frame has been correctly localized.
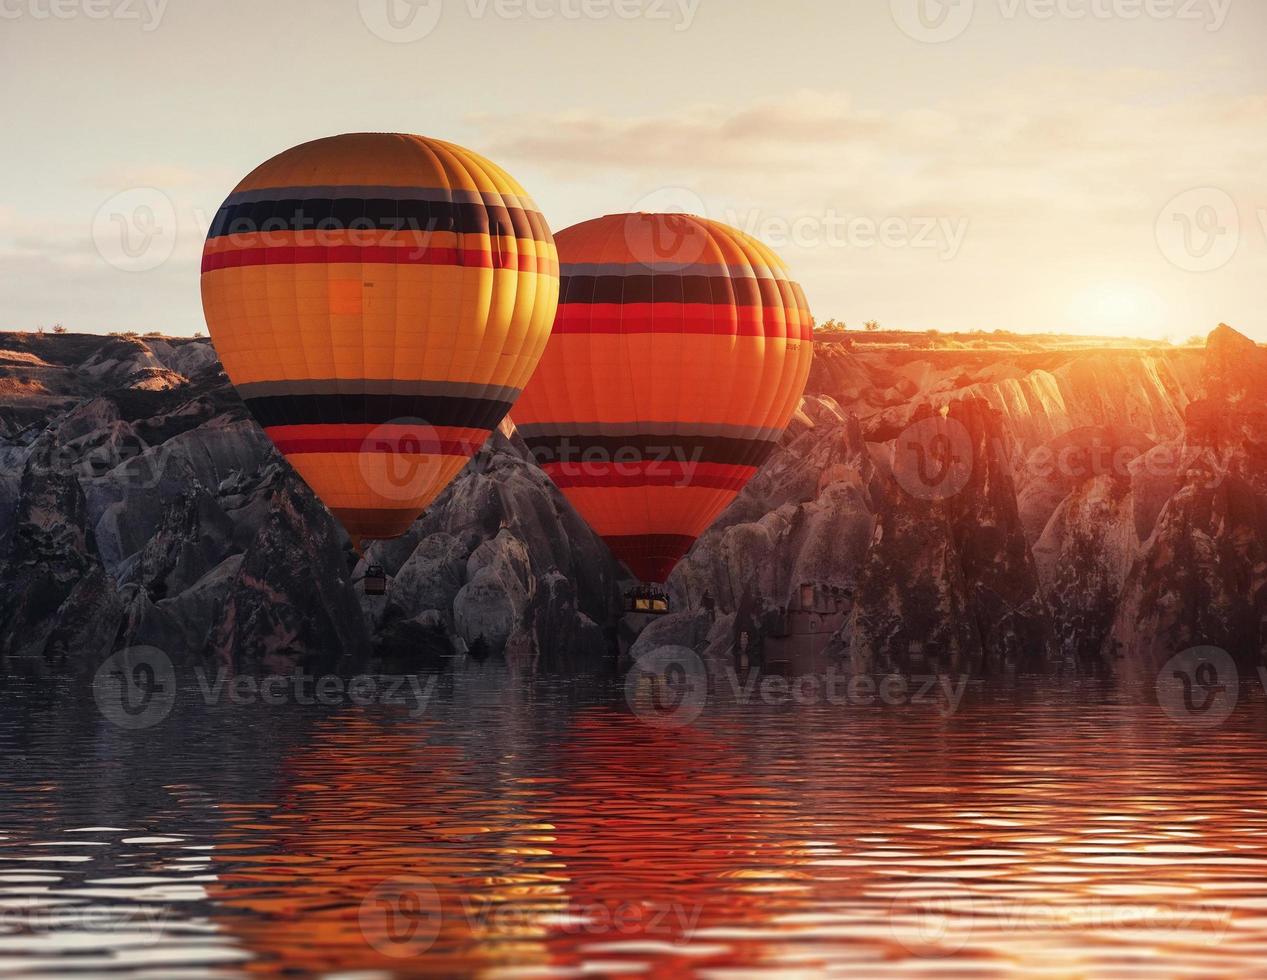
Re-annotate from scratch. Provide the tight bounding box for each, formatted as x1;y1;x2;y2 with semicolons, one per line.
473;66;1267;336
478;68;1267;224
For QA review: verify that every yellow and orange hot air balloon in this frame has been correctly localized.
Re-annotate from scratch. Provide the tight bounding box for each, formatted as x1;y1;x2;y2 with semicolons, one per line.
514;213;813;583
201;133;559;549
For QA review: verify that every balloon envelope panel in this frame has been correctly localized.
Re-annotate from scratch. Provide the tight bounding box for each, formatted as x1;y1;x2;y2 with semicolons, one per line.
515;213;813;582
200;133;559;545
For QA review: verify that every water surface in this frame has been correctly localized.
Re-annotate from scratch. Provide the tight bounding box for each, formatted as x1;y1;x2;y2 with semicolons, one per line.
2;669;1266;978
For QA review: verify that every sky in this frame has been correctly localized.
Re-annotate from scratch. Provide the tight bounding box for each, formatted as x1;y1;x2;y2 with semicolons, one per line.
1;0;1264;340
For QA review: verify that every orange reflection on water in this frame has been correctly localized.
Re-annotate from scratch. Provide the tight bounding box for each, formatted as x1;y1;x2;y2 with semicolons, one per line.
210;716;567;975
201;688;1267;978
208;710;798;977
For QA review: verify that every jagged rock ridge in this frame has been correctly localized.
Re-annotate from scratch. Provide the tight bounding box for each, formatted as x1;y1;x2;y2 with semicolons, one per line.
0;327;1260;675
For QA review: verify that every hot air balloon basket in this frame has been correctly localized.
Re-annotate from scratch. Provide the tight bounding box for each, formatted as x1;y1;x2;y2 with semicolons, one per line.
363;565;388;597
624;585;671;616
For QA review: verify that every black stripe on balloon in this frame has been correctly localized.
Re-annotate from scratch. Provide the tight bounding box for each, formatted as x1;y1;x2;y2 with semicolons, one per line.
207;198;553;243
242;393;515;430
560;274;808;310
522;433;779;469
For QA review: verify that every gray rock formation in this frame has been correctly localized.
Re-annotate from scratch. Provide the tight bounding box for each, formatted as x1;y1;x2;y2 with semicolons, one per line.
0;326;1261;677
1107;325;1267;670
0;332;625;675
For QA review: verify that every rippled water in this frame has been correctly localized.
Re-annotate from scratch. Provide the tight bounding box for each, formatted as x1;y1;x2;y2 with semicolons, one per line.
2;668;1267;978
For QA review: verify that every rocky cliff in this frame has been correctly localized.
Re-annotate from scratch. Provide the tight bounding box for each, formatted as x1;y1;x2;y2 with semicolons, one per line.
0;326;1260;676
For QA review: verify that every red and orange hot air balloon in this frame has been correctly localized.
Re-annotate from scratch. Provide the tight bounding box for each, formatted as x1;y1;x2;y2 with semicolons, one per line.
514;213;813;585
201;133;559;553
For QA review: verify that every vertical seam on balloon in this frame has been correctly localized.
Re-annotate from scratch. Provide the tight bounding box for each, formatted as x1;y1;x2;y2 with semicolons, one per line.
412;136;458;504
284;139;317;451
609;214;647;566
445;141;500;461
468;147;526;419
680;218;730;558
483;153;540;400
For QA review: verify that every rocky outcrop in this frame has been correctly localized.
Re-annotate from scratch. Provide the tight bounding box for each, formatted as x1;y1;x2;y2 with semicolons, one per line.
1107;326;1267;668
360;428;626;669
839;398;1052;674
673;397;879;613
507;571;612;675
206;466;371;673
0;439;124;673
0;333;626;674
0;327;1260;677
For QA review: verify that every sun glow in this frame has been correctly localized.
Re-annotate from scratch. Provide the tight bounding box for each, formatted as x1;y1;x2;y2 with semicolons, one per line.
1067;282;1167;339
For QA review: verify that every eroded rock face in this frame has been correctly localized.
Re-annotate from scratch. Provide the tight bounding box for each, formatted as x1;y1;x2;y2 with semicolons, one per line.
0;440;123;673
1107;326;1267;669
362;429;626;668
673;398;878;614
207;466;370;674
658;333;1259;677
1032;474;1137;673
0;327;1260;677
839;398;1052;675
0;333;628;673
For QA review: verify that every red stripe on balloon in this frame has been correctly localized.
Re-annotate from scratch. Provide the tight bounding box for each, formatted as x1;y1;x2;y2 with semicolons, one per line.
542;460;756;490
201;245;553;274
265;423;488;458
